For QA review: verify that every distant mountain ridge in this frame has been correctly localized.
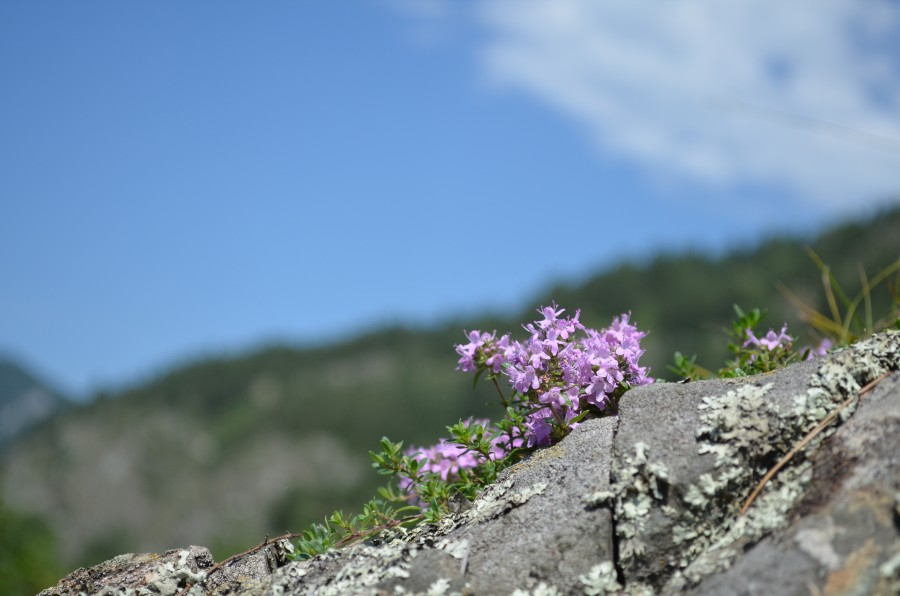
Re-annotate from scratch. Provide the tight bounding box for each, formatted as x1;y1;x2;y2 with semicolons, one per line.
1;205;899;576
0;359;68;449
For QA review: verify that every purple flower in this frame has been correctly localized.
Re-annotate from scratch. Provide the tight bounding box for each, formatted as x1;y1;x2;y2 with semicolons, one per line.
406;417;493;483
537;304;565;329
538;387;566;408
805;338;833;360
527;338;551;369
454;330;511;373
525;412;553;447
402;418;526;500
454;330;487;372
489;427;526;460
744;324;793;351
509;365;541;393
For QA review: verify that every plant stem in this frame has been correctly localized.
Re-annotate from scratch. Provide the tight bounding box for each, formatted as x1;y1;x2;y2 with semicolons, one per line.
492;376;508;407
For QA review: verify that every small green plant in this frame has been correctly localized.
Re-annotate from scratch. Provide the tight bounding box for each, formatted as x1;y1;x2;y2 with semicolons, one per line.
669;305;805;380
719;305;805;378
293;493;423;560
669;351;709;381
670;253;900;381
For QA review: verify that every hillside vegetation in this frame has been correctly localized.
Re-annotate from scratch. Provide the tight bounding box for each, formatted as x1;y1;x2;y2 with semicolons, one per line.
2;206;898;583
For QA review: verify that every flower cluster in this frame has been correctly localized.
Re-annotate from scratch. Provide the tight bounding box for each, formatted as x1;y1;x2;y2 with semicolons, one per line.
455;304;652;448
394;305;651;504
401;418;525;492
743;324;832;363
303;305;652;556
405;436;481;482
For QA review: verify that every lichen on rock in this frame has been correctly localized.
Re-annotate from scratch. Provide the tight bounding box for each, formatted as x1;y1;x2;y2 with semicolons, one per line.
610;330;900;592
602;441;670;565
578;561;622;595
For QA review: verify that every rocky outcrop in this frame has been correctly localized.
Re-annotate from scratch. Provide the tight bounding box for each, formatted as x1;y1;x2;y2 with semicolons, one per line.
40;331;900;595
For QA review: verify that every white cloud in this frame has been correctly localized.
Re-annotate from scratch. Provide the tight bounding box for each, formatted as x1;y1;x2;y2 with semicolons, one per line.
430;1;900;212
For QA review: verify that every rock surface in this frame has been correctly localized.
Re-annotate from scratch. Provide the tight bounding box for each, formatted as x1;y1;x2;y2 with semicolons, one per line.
40;331;900;595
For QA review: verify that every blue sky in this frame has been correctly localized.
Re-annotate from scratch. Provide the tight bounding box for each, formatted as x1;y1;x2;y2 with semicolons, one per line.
2;0;899;397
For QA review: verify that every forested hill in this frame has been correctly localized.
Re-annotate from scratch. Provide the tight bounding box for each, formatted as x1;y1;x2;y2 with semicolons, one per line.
532;205;900;376
1;205;898;583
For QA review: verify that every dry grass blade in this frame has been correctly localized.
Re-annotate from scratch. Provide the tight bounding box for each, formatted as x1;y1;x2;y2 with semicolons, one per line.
804;248;849;325
205;531;304;579
739;371;891;516
858;263;872;334
780;253;900;345
821;265;843;330
777;282;845;337
839;259;900;339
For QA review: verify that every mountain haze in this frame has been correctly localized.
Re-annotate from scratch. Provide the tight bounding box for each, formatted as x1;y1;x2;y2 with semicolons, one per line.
0;359;68;449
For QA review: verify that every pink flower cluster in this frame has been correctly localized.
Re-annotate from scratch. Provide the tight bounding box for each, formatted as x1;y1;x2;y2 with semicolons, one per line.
401;305;651;497
401;418;524;492
456;304;652;447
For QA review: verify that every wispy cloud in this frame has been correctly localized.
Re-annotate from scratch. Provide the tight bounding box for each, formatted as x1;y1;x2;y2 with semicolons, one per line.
399;0;900;212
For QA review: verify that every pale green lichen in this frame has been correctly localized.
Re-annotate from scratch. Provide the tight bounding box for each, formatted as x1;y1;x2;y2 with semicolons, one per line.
605;442;669;564
671;383;781;557
435;538;468;561
582;490;614;507
670;461;813;591
390;577;456;596
666;376;828;586
878;546;900;595
425;577;453;595
813;332;897;397
511;581;560;596
663;332;899;591
696;383;772;464
880;549;900;578
291;540;412;596
435;537;469;575
578;562;621;595
465;480;547;525
89;550;208;596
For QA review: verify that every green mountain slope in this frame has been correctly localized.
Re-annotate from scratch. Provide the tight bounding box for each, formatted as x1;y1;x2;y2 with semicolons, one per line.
535;207;900;376
2;206;898;575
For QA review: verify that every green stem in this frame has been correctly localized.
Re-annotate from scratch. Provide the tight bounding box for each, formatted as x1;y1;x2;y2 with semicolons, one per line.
492;376;508;407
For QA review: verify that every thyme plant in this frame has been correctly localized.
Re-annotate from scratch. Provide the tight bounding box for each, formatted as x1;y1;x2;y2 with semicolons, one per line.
294;305;652;558
672;256;899;381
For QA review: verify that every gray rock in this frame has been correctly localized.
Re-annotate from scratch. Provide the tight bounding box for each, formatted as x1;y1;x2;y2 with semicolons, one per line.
607;329;900;594
439;414;617;594
258;415;618;595
39;546;213;596
688;364;900;596
39;331;900;595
